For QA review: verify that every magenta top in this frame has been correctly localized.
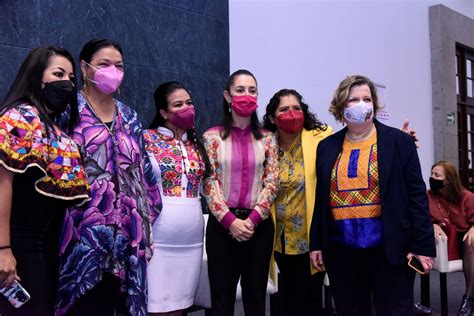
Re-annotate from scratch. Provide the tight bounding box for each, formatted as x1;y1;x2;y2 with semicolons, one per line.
202;125;279;229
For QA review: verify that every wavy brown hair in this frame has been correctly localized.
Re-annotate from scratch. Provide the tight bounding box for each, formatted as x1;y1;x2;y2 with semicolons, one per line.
431;160;464;203
329;75;383;123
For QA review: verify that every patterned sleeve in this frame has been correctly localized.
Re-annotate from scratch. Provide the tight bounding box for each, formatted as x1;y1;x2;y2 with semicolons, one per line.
248;131;279;224
119;102;162;261
0;105;89;202
0;106;44;172
140;129;162;226
202;130;235;229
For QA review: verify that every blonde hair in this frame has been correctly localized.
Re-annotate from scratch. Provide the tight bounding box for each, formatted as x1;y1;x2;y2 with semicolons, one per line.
329;75;383;122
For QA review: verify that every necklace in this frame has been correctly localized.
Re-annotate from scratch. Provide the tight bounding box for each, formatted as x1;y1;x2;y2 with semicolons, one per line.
84;93;120;147
346;124;375;142
435;195;452;219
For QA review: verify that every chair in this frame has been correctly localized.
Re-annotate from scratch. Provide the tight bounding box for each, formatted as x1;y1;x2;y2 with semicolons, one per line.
421;236;463;316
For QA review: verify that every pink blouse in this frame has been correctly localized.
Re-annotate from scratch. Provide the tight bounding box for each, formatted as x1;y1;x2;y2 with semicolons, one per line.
202;125;279;229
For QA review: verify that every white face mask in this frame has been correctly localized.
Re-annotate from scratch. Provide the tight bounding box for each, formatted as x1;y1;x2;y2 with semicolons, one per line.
344;101;374;125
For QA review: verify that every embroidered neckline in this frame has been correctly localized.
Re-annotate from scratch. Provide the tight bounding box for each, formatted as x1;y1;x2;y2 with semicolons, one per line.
157;126;188;142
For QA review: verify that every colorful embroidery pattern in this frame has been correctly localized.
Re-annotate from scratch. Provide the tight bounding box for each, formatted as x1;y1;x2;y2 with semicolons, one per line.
56;93;162;316
329;133;383;248
143;128;205;198
330;143;381;220
0;104;89;202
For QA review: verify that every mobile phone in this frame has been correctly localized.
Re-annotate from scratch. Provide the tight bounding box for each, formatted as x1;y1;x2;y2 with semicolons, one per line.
0;281;31;308
408;256;427;275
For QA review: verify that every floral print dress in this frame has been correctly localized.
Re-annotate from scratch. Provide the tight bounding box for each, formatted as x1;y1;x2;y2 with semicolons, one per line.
56;93;161;316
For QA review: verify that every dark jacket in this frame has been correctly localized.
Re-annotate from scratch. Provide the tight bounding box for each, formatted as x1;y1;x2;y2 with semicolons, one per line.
309;120;436;264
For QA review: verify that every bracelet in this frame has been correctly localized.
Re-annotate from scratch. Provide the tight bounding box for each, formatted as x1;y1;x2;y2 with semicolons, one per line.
0;245;11;250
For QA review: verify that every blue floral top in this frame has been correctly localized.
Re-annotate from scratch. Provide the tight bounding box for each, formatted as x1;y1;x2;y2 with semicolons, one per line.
56;93;162;316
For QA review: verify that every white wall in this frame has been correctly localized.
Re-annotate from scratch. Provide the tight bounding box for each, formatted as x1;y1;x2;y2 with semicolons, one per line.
229;0;474;181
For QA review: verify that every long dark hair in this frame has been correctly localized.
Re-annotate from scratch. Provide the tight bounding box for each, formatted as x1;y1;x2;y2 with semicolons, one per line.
79;38;123;85
262;88;327;133
221;69;262;140
1;46;79;135
149;81;211;177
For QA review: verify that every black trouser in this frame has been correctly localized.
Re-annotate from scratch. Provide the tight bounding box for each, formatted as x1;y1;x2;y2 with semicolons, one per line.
64;273;129;316
274;251;325;316
325;244;416;316
206;214;274;316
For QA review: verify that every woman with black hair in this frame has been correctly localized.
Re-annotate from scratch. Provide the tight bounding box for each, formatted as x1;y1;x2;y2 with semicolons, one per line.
144;81;210;316
202;69;279;316
55;39;161;316
262;88;332;316
0;46;89;315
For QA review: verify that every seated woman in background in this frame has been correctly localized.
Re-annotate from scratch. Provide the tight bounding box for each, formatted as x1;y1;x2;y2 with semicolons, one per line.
144;81;210;316
0;46;89;316
428;160;474;316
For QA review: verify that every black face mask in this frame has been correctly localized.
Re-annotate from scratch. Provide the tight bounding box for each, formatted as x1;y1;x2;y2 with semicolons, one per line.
429;177;445;191
42;80;74;114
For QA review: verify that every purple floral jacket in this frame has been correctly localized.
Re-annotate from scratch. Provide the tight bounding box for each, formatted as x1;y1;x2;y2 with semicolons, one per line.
56;93;161;316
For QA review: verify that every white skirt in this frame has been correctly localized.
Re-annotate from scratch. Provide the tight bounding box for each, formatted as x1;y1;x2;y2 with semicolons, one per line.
147;196;204;312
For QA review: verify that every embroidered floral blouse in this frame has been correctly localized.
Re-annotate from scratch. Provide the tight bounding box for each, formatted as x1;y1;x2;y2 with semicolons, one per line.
202;126;279;229
274;135;308;254
143;127;205;198
56;93;162;316
0;103;89;202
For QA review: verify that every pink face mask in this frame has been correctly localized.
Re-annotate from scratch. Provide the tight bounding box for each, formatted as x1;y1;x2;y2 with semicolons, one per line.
231;95;258;117
87;63;124;94
168;106;195;130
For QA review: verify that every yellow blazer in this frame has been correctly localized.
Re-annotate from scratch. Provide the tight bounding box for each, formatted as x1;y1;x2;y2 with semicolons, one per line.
270;126;333;282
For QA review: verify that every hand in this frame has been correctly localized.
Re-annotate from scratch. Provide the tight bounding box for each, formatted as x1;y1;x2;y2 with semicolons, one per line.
462;226;474;246
310;250;325;271
243;218;255;231
433;223;447;240
0;249;19;288
401;119;420;148
229;219;254;242
407;252;434;273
